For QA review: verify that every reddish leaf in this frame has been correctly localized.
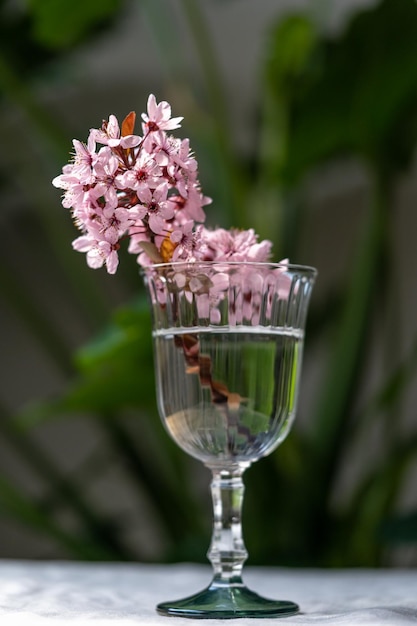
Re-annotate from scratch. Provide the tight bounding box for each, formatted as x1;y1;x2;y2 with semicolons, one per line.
121;111;136;137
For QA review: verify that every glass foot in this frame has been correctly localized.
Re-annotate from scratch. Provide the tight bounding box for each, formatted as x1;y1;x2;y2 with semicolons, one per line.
156;578;299;619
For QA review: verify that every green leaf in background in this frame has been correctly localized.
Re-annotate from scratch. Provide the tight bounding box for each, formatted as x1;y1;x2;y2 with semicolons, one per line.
283;0;417;180
28;0;123;49
0;0;56;76
252;15;318;250
265;15;317;88
21;297;156;421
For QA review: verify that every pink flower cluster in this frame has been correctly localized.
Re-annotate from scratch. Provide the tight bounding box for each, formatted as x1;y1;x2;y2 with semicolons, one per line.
53;94;272;273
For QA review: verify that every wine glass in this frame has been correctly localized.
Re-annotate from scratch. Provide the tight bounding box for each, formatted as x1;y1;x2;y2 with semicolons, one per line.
142;260;316;618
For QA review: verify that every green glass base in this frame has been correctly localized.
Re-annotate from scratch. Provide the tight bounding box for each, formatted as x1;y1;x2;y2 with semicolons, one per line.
156;579;299;619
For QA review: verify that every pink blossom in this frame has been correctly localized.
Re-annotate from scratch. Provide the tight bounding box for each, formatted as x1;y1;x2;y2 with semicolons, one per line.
199;227;272;263
127;223;147;256
151;133;181;166
53;93;274;276
118;151;161;191
165;163;189;198
91;114;141;149
101;207;133;244
69;138;96;183
137;183;176;235
170;221;198;261
141;94;183;133
72;235;119;274
175;186;210;223
175;138;198;171
52;171;87;209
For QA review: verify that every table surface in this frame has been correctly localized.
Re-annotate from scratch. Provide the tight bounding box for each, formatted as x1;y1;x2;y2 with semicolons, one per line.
0;560;416;625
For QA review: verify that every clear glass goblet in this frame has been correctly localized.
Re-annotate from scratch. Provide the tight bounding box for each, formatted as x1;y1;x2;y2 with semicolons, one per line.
142;260;316;619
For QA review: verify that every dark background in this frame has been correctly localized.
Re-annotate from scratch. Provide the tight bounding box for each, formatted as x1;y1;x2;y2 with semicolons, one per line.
2;0;417;567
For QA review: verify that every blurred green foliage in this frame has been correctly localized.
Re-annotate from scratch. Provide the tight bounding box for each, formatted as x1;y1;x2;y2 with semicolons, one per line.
2;0;417;566
29;0;123;49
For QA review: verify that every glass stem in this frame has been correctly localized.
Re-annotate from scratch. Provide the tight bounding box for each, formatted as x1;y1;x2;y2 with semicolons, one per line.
207;467;248;584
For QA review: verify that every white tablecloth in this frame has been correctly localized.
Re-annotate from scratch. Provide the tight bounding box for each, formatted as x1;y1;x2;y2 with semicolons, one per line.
0;561;416;624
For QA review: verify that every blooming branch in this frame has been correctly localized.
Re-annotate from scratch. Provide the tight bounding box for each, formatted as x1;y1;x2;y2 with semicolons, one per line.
53;94;273;273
